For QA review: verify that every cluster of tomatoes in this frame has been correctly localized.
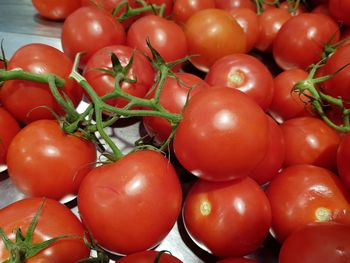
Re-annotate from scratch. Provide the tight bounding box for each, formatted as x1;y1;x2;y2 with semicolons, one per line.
1;0;350;262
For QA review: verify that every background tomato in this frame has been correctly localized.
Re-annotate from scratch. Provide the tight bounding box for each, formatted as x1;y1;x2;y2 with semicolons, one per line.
184;8;246;72
6;120;97;200
183;177;271;258
214;0;256;11
0;43;82;124
266;164;350;242
0;198;89;263
328;0;350;25
77;150;182;255
32;0;81;20
117;250;183;263
173;87;269;182
336;131;350;192
172;0;216;25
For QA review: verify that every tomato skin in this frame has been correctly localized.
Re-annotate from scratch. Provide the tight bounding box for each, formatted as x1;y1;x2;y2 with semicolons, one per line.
126;15;187;65
61;6;126;67
266;164;350;243
0;198;89;263
172;0;216;25
173;87;269;182
32;0;81;20
0;107;20;165
279;222;350;263
83;45;155;109
329;0;350;25
0;43;82;124
273;13;340;70
183;177;272;258
214;0;256;12
184;8;246;72
280;116;340;171
205;53;274;111
336;132;350;191
118;250;183;263
6;120;97;200
143;72;209;145
77;150;182;255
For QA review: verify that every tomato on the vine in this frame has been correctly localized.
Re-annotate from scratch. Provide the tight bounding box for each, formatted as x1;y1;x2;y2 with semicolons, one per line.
32;0;81;20
6;120;97;200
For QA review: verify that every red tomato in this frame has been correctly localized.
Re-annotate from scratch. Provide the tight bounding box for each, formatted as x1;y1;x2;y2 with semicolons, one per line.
273;13;340;70
279;222;350;263
184;8;247;72
126;15;187;66
118;250;183;263
83;45;155;109
183;177;272;258
280;116;340;171
336;132;350;191
61;6;126;67
214;0;256;12
173;87;269;182
266;164;350;242
205;53;274;111
249;115;285;185
268;68;312;122
254;7;291;53
217;258;258;263
172;0;216;26
6;120;97;200
143;72;209;145
0;107;20;165
0;198;89;263
0;43;82;124
32;0;81;20
329;0;350;25
77;150;182;255
228;7;260;53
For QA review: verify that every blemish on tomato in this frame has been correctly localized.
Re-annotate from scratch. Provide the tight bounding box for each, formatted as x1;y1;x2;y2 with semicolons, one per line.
315;207;332;222
200;201;211;216
228;70;245;86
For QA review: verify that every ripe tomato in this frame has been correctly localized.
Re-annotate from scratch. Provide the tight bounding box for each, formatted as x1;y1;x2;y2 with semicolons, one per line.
328;0;350;25
143;72;209;145
0;107;20;165
184;8;246;72
273;13;340;70
336;132;350;191
83;45;155;109
266;164;350;242
268;68;312;122
183;177;271;258
61;6;126;67
173;87;269;182
279;222;350;263
77;150;182;255
6;120;97;200
0;198;89;263
280;116;340;171
214;0;256;11
0;43;82;124
118;250;183;263
32;0;81;20
205;53;274;111
126;15;187;66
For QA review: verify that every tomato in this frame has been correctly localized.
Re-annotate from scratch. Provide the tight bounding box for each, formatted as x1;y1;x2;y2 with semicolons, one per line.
172;0;216;26
6;120;97;200
217;258;258;263
278;1;306;16
184;8;247;72
61;6;126;68
249;115;285;185
32;0;81;20
77;150;182;255
254;7;291;53
0;43;82;124
322;43;350;102
228;7;259;53
268;68;312;122
126;15;187;66
280;116;340;171
279;222;350;263
266;164;350;242
205;53;274;111
143;72;209;145
83;45;155;109
182;177;271;258
173;87;269;182
214;0;256;12
0;198;89;263
118;250;183;263
273;13;340;70
329;0;350;25
0;107;20;165
336;132;350;191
